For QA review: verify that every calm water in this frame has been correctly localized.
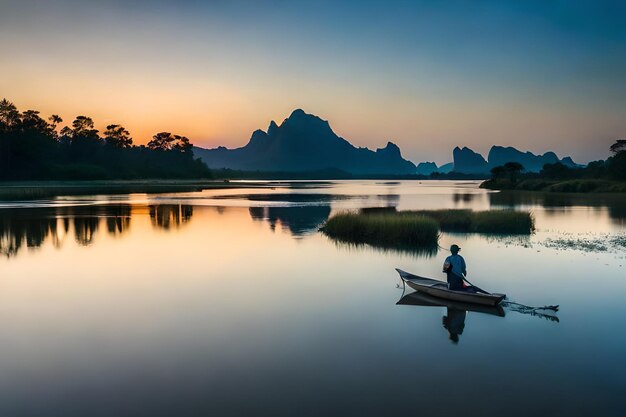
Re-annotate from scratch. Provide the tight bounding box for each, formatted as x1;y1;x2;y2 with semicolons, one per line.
1;180;625;416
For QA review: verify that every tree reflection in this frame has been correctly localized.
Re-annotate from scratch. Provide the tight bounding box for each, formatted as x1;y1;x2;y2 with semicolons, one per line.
489;191;626;225
0;204;133;257
149;204;193;230
0;210;58;257
73;216;99;246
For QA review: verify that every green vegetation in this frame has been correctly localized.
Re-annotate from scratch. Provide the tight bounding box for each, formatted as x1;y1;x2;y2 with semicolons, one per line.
412;209;534;234
481;140;626;193
321;209;534;250
321;212;440;250
0;98;211;180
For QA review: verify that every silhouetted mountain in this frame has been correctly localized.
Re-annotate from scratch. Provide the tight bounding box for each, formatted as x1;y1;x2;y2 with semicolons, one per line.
415;161;454;175
452;145;580;174
453;147;489;173
438;162;454;173
194;109;416;175
415;162;438;175
488;146;579;172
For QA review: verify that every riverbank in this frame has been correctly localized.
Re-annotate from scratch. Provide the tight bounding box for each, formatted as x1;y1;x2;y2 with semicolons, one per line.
0;180;266;201
481;178;626;193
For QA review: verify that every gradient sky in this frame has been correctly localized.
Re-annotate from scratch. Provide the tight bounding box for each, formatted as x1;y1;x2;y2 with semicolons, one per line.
1;0;625;164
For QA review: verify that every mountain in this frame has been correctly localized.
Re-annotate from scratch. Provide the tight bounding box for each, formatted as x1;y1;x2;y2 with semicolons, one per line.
438;162;454;173
453;147;489;173
487;146;579;172
194;109;416;175
452;145;580;174
415;162;438;175
415;161;454;175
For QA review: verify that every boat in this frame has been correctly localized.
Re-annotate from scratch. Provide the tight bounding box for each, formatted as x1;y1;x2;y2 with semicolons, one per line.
395;268;506;306
397;291;505;317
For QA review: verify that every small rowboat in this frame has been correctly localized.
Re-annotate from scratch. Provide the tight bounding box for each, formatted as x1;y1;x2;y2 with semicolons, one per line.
396;268;505;307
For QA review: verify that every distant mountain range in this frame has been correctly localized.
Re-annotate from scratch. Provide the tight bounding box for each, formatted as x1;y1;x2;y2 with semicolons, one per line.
194;109;416;175
194;109;580;176
453;146;580;174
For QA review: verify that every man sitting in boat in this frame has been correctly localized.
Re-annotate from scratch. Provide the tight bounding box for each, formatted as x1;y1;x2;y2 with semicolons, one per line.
442;244;467;291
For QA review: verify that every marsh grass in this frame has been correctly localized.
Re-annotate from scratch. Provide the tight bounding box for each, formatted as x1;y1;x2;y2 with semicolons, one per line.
321;212;440;250
321;209;534;250
387;209;534;234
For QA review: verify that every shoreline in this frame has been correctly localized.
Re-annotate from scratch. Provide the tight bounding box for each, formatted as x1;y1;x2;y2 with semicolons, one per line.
480;178;626;193
0;179;270;201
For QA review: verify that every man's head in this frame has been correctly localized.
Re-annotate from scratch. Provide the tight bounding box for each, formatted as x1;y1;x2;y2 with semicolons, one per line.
450;244;460;254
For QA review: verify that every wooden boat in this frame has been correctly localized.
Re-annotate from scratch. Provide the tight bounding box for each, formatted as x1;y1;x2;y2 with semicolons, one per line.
397;291;505;317
395;268;505;306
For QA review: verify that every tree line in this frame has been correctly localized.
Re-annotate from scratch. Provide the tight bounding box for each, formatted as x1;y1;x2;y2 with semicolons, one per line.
0;99;211;180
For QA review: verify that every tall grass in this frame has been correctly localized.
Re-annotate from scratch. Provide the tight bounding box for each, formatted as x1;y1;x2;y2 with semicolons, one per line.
403;209;535;234
321;212;440;250
321;209;534;250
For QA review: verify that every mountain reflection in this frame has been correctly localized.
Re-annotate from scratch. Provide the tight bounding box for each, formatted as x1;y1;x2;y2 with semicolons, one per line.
249;205;331;236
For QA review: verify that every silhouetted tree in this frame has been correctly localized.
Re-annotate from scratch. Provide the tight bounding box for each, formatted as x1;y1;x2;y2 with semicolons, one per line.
608;140;626;180
490;165;506;179
540;162;572;179
503;162;524;182
0;98;210;180
610;139;626;155
104;124;133;148
48;114;63;138
71;116;99;139
148;132;192;152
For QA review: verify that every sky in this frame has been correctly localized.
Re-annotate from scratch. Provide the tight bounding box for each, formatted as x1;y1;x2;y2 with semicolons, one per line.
1;0;625;164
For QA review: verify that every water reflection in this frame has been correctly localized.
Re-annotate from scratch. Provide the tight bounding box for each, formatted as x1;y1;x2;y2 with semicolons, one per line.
397;291;505;343
453;193;475;204
0;204;193;256
249;205;331;236
489;191;626;225
149;204;193;230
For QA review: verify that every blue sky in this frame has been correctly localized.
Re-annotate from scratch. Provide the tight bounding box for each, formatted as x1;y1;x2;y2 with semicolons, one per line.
1;0;624;163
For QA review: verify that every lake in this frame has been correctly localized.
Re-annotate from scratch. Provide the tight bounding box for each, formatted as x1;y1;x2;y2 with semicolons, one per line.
0;180;625;416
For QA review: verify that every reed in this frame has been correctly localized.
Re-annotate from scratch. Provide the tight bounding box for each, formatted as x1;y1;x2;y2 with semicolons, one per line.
321;212;440;249
321;209;534;249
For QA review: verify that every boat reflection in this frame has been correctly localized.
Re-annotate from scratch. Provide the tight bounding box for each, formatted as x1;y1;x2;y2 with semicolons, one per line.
398;289;560;343
397;291;505;344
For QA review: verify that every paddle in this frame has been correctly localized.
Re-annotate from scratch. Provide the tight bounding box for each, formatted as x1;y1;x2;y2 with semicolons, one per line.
460;273;491;295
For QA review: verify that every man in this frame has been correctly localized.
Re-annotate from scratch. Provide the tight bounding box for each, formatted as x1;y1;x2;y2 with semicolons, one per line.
442;244;466;291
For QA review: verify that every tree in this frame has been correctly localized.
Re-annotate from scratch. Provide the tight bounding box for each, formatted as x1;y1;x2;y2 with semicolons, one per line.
148;132;191;152
503;161;524;182
48;115;63;138
104;124;133;148
0;99;20;130
71;116;99;139
172;134;191;153
490;165;506;179
608;140;626;180
610;139;626;155
540;162;572;179
21;110;51;134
